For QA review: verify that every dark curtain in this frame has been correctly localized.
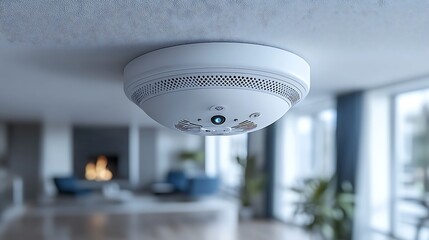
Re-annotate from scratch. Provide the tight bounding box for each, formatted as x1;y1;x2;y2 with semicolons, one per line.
336;91;364;191
264;123;277;218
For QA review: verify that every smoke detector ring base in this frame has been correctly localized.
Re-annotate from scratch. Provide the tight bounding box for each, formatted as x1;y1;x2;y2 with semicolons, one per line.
124;42;310;136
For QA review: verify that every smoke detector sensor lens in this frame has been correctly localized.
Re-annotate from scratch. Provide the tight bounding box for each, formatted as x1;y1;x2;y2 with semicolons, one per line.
211;115;226;125
124;42;310;136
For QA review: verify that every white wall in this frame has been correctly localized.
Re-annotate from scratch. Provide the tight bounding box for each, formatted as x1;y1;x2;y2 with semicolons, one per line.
41;122;72;196
139;128;157;187
139;127;204;187
156;129;204;179
129;124;140;187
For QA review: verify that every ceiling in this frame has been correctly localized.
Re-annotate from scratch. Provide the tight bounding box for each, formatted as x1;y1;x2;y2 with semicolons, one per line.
0;1;428;125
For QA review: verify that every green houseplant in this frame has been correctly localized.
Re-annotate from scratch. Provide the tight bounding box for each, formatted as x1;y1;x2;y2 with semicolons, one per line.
178;151;204;163
409;104;429;193
291;176;354;240
177;150;204;174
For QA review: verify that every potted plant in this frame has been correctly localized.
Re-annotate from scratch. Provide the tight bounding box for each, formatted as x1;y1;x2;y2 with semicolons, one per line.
178;151;204;163
177;150;204;174
236;155;265;219
291;176;354;240
409;103;429;193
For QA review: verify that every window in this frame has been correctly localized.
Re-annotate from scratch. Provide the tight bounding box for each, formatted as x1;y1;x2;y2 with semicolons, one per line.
275;107;336;222
205;134;248;192
393;89;429;239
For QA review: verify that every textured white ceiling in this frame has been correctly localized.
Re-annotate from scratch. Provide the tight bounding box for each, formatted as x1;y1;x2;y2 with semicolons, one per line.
0;1;429;125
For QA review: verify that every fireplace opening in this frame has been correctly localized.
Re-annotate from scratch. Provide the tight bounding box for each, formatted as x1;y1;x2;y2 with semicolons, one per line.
85;155;118;181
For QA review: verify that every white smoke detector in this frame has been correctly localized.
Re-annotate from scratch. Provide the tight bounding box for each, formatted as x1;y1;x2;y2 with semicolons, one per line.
124;42;310;136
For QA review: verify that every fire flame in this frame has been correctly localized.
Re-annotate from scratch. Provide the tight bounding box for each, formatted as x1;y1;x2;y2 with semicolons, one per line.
85;155;113;181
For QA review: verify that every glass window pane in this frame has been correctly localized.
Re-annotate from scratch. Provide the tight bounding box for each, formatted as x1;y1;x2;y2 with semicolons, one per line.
394;89;429;239
205;134;248;193
275;108;337;223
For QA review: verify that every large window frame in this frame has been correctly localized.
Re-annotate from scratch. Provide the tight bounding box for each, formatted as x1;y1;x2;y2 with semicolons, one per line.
360;78;429;238
205;134;248;195
274;99;337;223
391;87;429;239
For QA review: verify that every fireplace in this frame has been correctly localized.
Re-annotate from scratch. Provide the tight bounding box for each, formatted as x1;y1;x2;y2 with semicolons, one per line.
85;155;118;181
73;127;129;181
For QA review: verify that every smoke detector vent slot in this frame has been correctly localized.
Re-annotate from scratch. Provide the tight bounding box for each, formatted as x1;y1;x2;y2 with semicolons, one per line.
130;74;301;106
232;120;257;132
175;120;202;132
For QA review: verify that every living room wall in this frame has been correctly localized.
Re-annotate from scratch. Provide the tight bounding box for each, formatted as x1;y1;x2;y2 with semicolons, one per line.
1;120;207;199
41;122;72;196
138;128;205;188
7;123;42;202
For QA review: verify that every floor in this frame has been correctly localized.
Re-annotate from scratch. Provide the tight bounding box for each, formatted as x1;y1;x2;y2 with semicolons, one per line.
0;211;311;240
0;196;397;240
0;211;400;240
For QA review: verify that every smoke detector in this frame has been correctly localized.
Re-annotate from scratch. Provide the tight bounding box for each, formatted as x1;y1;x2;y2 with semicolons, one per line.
124;42;310;136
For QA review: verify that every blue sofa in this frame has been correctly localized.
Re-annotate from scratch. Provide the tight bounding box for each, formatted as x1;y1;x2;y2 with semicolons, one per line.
53;177;93;196
166;171;219;197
